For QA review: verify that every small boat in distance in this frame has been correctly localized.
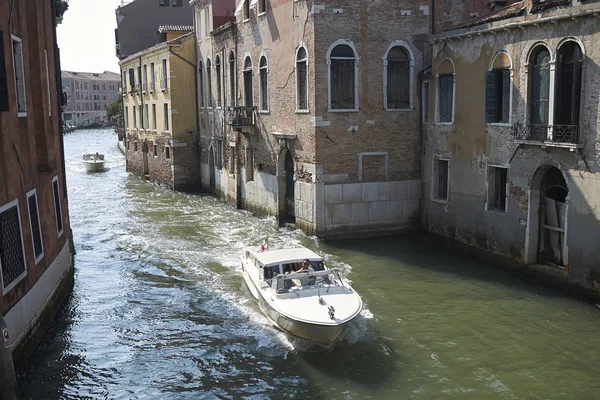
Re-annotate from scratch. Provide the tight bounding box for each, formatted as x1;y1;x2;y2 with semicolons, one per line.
241;245;363;346
82;153;105;172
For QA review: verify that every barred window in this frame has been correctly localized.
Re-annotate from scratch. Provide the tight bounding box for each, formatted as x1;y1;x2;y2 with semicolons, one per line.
27;190;44;263
52;176;64;235
0;200;27;292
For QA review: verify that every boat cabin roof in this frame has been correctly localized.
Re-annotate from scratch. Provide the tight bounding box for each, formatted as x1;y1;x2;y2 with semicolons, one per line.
251;247;322;266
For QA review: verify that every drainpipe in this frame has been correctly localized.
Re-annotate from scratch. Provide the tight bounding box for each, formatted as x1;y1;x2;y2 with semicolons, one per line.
0;315;18;400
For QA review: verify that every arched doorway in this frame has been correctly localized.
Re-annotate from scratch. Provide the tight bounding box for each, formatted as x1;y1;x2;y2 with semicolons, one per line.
527;165;569;267
208;145;215;189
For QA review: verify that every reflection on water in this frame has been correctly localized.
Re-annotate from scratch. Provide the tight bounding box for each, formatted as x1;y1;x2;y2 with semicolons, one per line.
17;129;600;399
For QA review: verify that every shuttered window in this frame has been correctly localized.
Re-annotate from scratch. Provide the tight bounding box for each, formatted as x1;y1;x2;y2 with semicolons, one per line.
259;56;268;111
243;57;253;107
129;68;135;90
386;46;410;109
329;44;356;110
27;190;44;263
216;56;222;108
485;69;511;123
206;58;213;107
0;31;9;111
11;35;26;115
52;177;64;235
296;47;308;111
0;200;27;293
530;47;550;125
438;74;453;123
555;42;583;127
229;52;235;106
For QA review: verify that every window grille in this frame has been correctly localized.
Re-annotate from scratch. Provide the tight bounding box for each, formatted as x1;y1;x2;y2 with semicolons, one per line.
0;201;26;291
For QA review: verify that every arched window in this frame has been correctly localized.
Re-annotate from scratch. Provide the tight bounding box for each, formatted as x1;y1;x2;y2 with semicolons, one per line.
243;56;253;107
198;60;204;108
437;58;455;123
296;46;308;111
206;58;213;107
555;41;583;130
384;45;411;110
229;51;235;106
529;46;550;125
215;55;222;108
259;55;268;111
327;41;358;111
486;51;512;124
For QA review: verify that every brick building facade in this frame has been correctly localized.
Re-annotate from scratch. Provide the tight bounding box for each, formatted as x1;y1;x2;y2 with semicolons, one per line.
423;0;600;297
0;0;74;370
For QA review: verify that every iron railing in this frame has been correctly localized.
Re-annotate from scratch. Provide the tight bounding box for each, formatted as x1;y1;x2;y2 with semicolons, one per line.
225;106;256;127
512;123;579;145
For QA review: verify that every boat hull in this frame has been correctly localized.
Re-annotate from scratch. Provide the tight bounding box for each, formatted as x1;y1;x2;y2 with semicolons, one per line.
83;161;105;172
242;270;349;346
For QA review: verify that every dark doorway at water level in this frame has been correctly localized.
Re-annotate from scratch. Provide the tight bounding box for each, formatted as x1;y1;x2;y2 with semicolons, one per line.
282;149;295;223
538;166;569;267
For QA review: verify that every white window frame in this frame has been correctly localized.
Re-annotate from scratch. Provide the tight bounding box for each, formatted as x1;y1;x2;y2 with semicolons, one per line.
435;58;456;125
485;164;509;213
150;62;156;92
258;0;267;16
11;35;27;117
163;102;170;132
487;50;514;127
0;199;28;294
258;53;269;113
295;43;309;113
152;102;157;131
382;40;415;111
327;39;359;112
243;54;253;107
26;189;45;265
52;176;64;237
431;157;450;204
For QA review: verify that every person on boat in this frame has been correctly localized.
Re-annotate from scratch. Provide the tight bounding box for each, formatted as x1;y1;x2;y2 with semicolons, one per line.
296;259;313;273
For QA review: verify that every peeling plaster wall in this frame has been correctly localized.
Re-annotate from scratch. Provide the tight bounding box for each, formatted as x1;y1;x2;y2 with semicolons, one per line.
423;6;600;289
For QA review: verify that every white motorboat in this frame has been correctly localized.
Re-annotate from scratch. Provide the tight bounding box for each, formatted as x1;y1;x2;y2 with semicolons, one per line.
82;153;105;172
241;246;363;346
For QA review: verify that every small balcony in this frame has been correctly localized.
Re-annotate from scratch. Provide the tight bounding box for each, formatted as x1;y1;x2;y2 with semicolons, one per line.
512;123;581;149
225;106;256;129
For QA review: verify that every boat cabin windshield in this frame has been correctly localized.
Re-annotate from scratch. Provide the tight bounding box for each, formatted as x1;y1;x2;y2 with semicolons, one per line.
270;269;344;294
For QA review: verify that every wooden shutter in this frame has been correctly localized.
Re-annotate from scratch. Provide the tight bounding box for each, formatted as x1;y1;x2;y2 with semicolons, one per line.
0;31;8;111
485;71;498;123
501;69;510;123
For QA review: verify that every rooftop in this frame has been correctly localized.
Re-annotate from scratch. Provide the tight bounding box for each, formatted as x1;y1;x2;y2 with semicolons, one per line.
61;70;121;81
251;247;323;266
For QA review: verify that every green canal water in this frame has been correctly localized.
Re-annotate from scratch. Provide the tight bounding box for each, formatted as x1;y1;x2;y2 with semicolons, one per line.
17;129;600;399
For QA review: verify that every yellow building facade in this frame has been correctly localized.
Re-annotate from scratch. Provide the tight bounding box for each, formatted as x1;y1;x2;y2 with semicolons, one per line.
120;31;199;190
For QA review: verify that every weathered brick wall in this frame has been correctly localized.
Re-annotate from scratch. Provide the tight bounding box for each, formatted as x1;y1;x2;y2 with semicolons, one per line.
147;135;174;188
423;6;600;291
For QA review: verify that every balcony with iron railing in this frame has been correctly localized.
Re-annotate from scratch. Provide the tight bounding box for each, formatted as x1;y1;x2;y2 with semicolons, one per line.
225;106;256;129
512;123;581;148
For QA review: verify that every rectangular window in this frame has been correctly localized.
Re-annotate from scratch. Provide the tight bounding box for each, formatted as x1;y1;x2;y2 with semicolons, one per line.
11;35;26;115
143;64;148;91
438;74;454;123
486;69;511;124
164;103;169;131
159;0;169;6
161;59;168;90
52;176;64;236
134;141;138;152
229;146;235;173
243;0;250;20
137;65;142;88
144;104;149;129
330;59;355;110
387;60;410;109
216;140;223;169
165;146;170;159
129;68;135;91
487;166;508;212
153;143;158;157
26;189;44;264
125;106;129;129
246;147;254;181
150;62;155;91
422;81;430;123
133;105;137;128
152;103;157;130
172;0;182;6
258;0;267;14
0;199;27;293
204;7;210;37
433;159;449;201
0;31;10;112
139;106;143;129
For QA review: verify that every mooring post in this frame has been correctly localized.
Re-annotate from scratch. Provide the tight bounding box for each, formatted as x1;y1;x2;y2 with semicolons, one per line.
0;315;18;400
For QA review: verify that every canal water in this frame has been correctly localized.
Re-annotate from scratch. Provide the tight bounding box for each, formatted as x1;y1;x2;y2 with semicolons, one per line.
17;129;600;399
